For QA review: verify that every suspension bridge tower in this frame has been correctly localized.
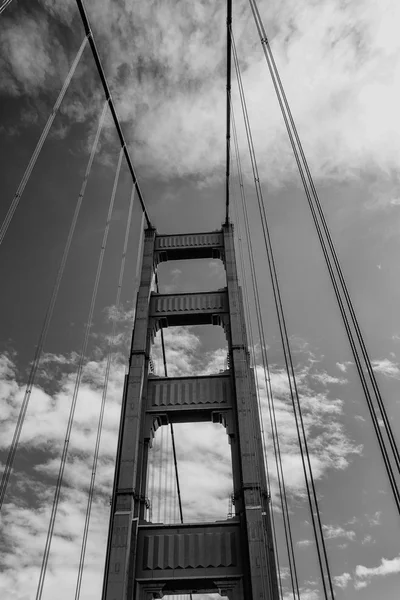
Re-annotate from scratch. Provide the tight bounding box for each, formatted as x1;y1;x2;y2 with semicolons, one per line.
101;223;280;599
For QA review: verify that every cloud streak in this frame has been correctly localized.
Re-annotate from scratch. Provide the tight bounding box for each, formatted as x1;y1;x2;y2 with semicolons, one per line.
2;0;400;195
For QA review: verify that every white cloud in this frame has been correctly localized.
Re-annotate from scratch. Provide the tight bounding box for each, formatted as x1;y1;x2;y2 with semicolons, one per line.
297;539;312;547
333;572;351;589
2;0;400;194
355;554;400;589
336;361;352;373
322;525;356;541
367;510;382;526
372;357;400;378
0;321;362;600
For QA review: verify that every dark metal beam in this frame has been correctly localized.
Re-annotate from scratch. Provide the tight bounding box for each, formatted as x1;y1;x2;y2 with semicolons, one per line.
75;0;152;228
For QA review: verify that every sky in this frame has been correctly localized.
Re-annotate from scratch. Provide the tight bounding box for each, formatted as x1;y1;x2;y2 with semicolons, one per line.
1;0;400;599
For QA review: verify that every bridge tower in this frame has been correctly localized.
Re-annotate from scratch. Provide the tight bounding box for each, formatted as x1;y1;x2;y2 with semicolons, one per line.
102;222;280;600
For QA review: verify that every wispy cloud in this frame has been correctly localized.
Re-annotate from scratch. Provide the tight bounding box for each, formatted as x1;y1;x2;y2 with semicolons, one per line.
333;572;351;589
322;524;356;541
372;357;400;379
2;0;400;193
355;554;400;589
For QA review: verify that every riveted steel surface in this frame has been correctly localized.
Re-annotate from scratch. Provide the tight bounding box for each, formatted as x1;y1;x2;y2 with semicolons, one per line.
155;232;223;251
147;374;231;408
136;520;242;581
150;291;228;319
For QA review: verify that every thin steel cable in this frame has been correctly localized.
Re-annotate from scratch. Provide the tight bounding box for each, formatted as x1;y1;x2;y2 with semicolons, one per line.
261;8;400;482
225;0;233;223
234;36;331;598
74;148;124;600
35;106;120;600
74;0;152;227
232;29;334;599
0;100;108;511
231;163;284;600
163;425;170;523
224;222;272;591
0;0;13;15
157;425;164;522
247;0;400;514
231;117;292;600
154;280;191;600
230;143;277;591
101;210;144;599
149;447;155;522
231;48;299;600
247;0;400;522
0;36;88;246
155;273;185;525
231;107;295;600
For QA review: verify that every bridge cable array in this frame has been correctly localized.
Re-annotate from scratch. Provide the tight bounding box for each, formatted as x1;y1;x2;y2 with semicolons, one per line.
248;0;400;515
36;114;123;600
230;141;286;599
154;273;192;600
225;0;233;224
74;165;138;600
0;0;153;251
232;26;335;600
101;214;146;599
231;101;299;600
0;101;109;511
0;36;88;247
0;0;13;16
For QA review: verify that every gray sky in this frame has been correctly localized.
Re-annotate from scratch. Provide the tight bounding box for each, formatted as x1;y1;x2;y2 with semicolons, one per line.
1;1;400;599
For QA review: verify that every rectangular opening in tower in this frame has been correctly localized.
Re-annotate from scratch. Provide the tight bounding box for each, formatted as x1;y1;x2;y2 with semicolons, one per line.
155;258;226;295
146;422;233;525
150;324;229;377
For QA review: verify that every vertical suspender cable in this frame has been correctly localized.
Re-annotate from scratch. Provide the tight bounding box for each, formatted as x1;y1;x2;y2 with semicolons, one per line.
231;104;299;599
0;36;88;246
0;98;107;511
225;0;233;224
154;277;190;598
155;274;185;525
247;0;400;514
230;155;285;599
157;426;164;522
232;30;334;599
74;148;125;600
101;210;145;600
35;101;121;600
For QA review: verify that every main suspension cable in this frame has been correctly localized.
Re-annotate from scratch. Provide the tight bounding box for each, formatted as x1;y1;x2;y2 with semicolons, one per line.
0;36;88;247
247;0;400;514
35;118;121;600
232;29;335;599
74;0;152;228
0;100;108;511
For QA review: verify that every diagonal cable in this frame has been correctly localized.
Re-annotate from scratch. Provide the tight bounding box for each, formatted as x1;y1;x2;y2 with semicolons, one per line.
0;36;88;246
74;0;152;227
232;27;334;599
0;99;108;511
35;109;121;600
74;147;125;600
